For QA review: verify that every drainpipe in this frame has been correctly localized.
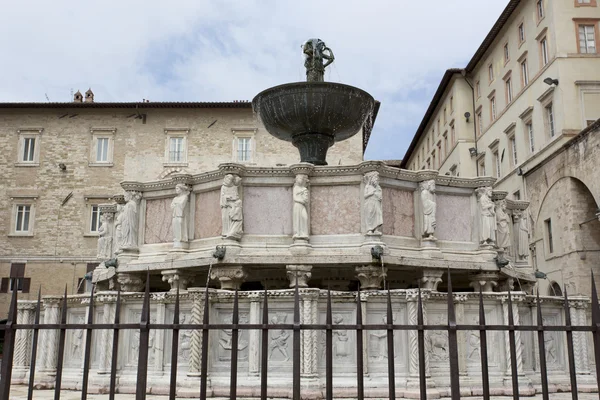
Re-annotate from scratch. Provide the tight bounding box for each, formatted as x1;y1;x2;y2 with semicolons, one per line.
461;69;479;177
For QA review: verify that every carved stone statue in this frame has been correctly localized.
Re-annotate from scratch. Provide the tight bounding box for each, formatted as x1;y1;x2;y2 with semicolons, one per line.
96;213;113;259
476;187;496;246
120;191;142;249
293;174;309;240
495;199;511;250
515;211;529;260
363;171;383;235
303;38;334;82
268;314;290;361
114;204;124;253
220;174;243;240
420;180;437;239
171;184;191;246
332;314;350;358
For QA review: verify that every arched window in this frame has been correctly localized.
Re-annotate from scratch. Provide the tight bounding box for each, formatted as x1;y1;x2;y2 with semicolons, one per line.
548;281;562;297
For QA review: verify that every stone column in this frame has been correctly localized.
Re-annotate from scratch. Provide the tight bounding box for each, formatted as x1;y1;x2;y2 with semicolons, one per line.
248;292;261;375
420;269;443;291
469;272;499;292
152;300;166;373
355;265;387;290
407;290;431;387
116;272;145;292
97;292;118;374
286;265;312;288
187;289;207;377
301;289;319;379
210;265;247;290
40;296;62;375
12;301;36;380
502;295;525;384
572;301;591;378
161;269;196;292
454;294;468;376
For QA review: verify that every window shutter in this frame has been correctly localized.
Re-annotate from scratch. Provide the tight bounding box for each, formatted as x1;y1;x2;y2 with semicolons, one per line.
10;263;26;278
0;278;9;293
22;278;31;294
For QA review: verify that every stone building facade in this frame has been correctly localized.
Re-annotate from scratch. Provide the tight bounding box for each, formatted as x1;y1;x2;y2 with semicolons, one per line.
0;96;370;318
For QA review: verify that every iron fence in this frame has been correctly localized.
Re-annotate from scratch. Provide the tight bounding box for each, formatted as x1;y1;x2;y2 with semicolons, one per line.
1;271;600;400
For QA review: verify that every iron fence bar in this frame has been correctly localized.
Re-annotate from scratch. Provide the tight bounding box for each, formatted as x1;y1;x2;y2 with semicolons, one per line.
293;280;301;400
325;288;333;400
200;285;210;400
169;287;180;400
0;283;18;400
27;289;42;400
260;287;269;400
54;287;69;400
386;285;396;400
81;286;95;400
589;273;600;400
230;289;239;400
506;291;519;400
417;286;426;400
478;288;490;400
355;288;364;400
135;275;151;400
536;292;549;400
109;290;121;400
446;272;460;400
563;287;578;400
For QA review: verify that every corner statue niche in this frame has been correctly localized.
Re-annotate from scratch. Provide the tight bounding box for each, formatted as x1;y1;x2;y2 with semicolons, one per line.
220;174;243;240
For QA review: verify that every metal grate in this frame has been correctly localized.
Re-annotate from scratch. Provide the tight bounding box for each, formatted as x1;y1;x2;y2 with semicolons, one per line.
1;271;600;400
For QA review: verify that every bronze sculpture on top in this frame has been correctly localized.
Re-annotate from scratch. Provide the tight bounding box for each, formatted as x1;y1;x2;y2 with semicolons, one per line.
253;39;374;165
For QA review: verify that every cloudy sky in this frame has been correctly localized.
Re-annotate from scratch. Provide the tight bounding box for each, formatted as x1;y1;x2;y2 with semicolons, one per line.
0;0;508;161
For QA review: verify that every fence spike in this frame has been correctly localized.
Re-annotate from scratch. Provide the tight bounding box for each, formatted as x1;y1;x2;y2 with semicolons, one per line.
27;288;42;400
109;290;121;400
356;288;364;400
200;284;210;400
260;286;269;400
386;284;395;400
417;284;426;400
562;286;578;400
0;276;19;400
135;273;151;400
230;289;239;400
536;290;549;400
169;286;180;400
478;288;490;400
506;290;519;400
446;271;460;400
81;284;95;399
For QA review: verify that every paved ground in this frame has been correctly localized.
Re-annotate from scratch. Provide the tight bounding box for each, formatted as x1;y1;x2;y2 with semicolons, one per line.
7;386;600;400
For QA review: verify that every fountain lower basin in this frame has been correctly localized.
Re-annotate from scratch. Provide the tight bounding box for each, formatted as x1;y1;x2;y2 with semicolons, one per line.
252;82;375;165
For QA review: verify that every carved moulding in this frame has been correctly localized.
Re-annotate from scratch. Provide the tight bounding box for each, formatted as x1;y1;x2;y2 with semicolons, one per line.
285;265;312;288
355;265;387;290
468;272;500;292
420;268;443;291
210;265;247;290
161;269;196;292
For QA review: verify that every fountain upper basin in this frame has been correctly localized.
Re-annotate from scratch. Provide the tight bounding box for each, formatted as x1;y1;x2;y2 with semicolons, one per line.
252;82;375;165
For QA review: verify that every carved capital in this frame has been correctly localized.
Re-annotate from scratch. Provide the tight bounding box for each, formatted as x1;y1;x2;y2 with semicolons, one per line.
355;265;387;290
469;272;499;292
116;273;145;292
420;268;443;291
286;265;312;288
289;163;315;176
161;269;196;292
210;265;247;290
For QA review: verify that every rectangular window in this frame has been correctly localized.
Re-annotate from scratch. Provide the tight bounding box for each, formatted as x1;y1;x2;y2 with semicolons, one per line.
96;137;109;162
490;96;497;120
479;159;486;176
578;0;592;3
0;263;30;294
545;218;553;253
432;151;436;170
520;59;529;87
537;0;544;20
513;190;521;200
476;81;481;98
15;205;31;232
437;119;440;135
527;122;535;152
437;144;442;166
540;37;549;66
22;137;35;162
579;25;597;54
546;103;555;137
450;96;454;113
506;78;513;103
504;43;510;63
169;137;184;162
451;124;456;144
488;64;494;82
90;205;100;233
493;150;501;178
443;135;448;157
477;110;483;136
518;23;526;44
237;137;251;162
511;136;518;165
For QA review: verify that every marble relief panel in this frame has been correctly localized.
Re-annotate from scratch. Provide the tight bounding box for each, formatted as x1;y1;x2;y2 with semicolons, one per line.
144;198;173;244
382;187;414;237
195;190;222;239
463;304;503;373
266;309;293;370
518;306;535;372
311;185;360;235
122;307;159;370
317;308;357;372
211;306;250;374
64;311;86;368
435;194;472;242
365;307;408;372
243;186;293;235
539;309;565;371
164;306;193;369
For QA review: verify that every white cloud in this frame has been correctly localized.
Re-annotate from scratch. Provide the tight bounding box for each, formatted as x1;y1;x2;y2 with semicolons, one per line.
0;0;509;160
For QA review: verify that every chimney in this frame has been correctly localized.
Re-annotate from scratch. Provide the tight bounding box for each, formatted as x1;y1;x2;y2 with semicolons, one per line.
85;88;94;103
73;90;83;103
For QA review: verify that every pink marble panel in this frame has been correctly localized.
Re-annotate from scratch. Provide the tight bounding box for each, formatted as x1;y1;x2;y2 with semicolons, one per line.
144;198;173;244
195;190;222;239
243;186;293;235
310;185;361;235
435;194;472;241
382;187;414;237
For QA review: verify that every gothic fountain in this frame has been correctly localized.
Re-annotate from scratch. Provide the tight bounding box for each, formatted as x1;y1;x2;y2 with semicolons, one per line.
10;39;590;398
